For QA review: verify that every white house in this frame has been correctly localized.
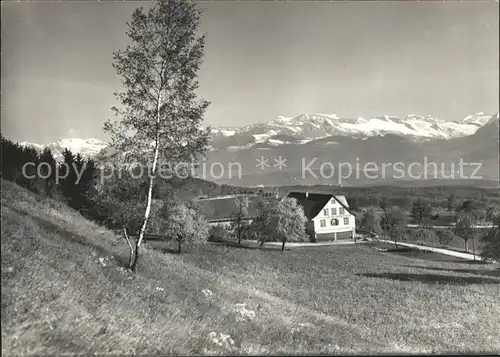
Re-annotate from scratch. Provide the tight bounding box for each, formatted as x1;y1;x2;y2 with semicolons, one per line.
287;191;356;241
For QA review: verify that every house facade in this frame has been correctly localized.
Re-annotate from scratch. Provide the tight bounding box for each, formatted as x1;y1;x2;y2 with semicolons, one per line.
287;191;356;241
198;191;356;242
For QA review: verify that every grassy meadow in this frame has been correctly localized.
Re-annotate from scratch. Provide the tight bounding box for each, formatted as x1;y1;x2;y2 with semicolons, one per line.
2;179;500;355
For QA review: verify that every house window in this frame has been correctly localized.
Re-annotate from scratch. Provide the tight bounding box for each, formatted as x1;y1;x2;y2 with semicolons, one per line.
339;207;345;215
320;219;326;227
323;209;329;216
344;217;349;225
330;218;339;226
331;207;337;216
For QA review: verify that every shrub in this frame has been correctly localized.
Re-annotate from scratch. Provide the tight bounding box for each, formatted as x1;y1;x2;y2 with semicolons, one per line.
435;229;454;246
209;224;231;242
481;217;500;261
407;228;437;244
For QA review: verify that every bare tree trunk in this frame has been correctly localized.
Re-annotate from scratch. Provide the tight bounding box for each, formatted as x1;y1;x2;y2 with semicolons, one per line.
237;218;241;244
178;239;181;254
464;239;468;253
260;238;264;247
130;94;162;272
392;228;400;248
472;238;476;261
281;239;286;252
123;227;134;268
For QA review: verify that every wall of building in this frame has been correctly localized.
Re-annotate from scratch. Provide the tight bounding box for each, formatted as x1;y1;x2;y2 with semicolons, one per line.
315;231;353;241
312;197;355;238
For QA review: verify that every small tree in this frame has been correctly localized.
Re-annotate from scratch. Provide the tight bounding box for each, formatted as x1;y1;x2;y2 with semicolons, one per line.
411;198;433;227
38;148;57;197
454;213;477;258
378;197;390;213
461;200;482;214
358;209;381;237
230;195;250;244
59;148;77;207
104;0;211;271
74;156;99;211
481;215;500;262
381;206;407;247
161;201;209;253
59;150;98;212
346;197;359;212
378;197;390;238
253;197;307;251
20;146;41;193
447;193;456;212
253;196;276;247
485;206;500;224
272;197;308;252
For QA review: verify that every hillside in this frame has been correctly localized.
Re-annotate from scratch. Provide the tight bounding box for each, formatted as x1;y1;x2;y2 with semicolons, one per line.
2;180;500;354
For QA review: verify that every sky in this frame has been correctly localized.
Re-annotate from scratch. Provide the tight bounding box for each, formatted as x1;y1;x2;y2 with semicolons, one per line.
2;0;499;144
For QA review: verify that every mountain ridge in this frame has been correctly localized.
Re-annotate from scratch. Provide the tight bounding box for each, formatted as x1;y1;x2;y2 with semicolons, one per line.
209;111;499;151
16;111;499;186
18;111;498;157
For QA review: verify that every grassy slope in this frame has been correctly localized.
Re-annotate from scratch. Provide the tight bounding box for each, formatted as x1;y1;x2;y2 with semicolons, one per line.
2;179;500;355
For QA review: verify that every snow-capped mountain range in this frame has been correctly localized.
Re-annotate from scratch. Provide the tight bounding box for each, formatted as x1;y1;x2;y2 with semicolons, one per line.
15;111;499;186
18;111;499;159
18;138;108;162
209;111;498;151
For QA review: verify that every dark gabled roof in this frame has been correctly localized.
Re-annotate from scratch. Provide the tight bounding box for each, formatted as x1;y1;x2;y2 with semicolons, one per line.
286;191;355;219
197;194;262;222
287;192;333;220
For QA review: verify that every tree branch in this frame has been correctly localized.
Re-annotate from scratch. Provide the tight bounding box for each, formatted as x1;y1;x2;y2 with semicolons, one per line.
123;227;134;268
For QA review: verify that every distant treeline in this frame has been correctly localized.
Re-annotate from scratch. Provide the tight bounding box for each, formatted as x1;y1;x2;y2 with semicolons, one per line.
1;135;98;212
255;184;499;211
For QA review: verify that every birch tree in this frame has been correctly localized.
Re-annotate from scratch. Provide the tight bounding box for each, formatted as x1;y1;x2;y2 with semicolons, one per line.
104;0;210;271
230;195;250;244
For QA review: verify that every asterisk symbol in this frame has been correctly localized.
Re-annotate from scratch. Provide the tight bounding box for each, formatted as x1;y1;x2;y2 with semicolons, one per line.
256;156;270;170
273;156;287;170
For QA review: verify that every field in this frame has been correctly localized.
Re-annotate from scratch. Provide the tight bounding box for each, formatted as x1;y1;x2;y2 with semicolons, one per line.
2;179;500;355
